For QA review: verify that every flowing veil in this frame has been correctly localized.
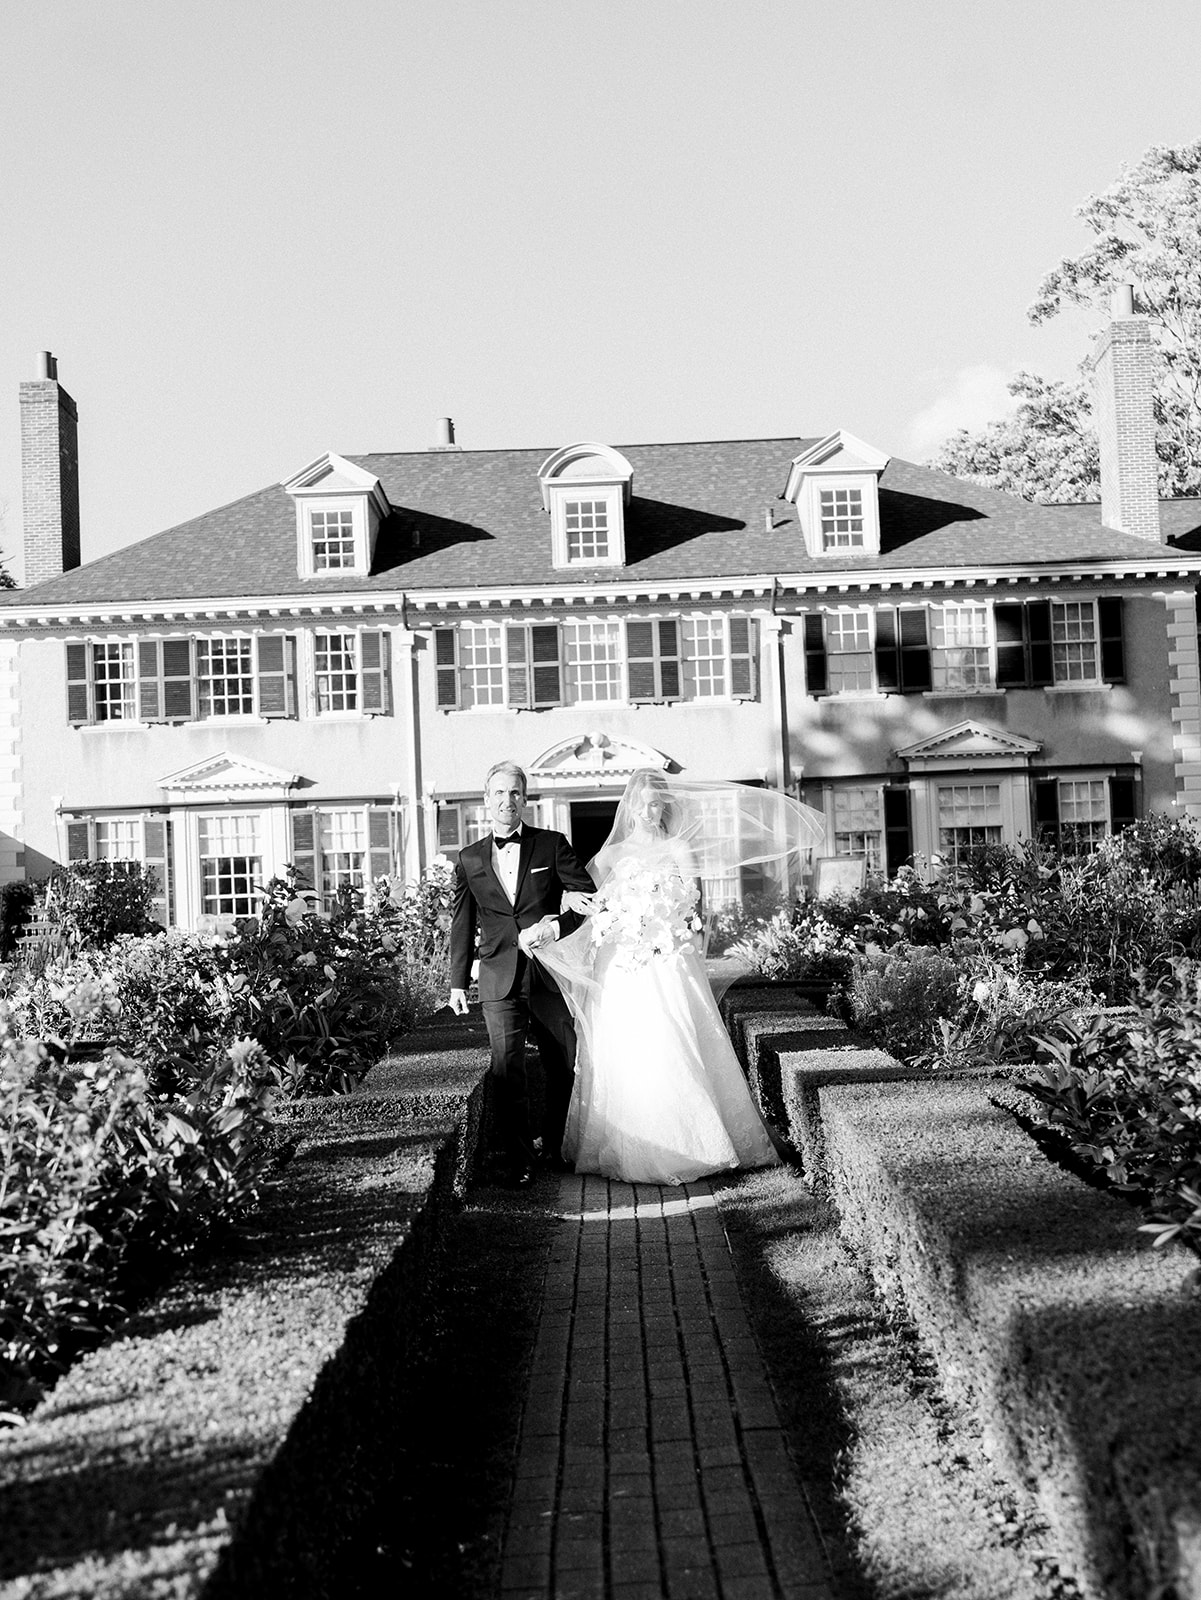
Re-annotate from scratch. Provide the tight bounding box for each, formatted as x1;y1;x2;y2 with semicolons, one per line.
536;769;826;1017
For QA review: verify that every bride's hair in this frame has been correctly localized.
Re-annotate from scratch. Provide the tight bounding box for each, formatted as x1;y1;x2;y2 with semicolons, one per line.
622;769;679;837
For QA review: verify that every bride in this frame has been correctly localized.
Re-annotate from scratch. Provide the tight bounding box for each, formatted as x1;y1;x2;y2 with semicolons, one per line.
536;769;825;1186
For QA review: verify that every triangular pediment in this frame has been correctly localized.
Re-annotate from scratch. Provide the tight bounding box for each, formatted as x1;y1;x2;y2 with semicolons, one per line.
789;429;889;474
896;720;1041;765
528;732;670;784
280;451;387;504
158;751;301;797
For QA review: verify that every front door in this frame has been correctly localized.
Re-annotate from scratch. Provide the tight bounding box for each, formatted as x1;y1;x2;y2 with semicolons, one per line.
569;801;619;869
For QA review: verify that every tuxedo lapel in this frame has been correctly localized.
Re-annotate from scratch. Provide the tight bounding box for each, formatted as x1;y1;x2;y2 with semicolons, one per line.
513;827;537;906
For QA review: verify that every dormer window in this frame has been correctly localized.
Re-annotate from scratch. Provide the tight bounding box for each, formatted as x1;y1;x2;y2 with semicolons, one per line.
538;442;634;569
784;430;889;560
281;452;391;579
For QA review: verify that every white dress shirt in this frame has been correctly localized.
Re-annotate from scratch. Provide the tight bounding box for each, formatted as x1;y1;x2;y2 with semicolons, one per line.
491;829;522;904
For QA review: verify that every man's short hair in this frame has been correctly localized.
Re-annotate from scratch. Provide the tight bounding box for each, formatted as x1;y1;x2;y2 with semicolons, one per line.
485;760;528;797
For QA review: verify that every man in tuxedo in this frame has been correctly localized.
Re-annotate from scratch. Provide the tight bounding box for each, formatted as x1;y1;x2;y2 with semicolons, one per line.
448;760;595;1186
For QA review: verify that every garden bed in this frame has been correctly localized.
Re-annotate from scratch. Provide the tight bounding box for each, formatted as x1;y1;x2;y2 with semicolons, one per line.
0;1016;492;1600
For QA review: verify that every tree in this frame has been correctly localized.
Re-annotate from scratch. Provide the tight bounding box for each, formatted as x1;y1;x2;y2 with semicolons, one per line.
930;139;1201;501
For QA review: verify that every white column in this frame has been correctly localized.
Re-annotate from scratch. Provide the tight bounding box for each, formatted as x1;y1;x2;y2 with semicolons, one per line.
0;641;23;883
761;615;788;790
1160;589;1201;818
393;627;424;878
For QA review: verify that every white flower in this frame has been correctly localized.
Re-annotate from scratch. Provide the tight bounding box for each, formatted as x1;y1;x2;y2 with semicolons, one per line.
972;979;991;1005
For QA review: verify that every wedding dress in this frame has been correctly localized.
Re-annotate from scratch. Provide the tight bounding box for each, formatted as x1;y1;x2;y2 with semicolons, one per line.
544;833;781;1185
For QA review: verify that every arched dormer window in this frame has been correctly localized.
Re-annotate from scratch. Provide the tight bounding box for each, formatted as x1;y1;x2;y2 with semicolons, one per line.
783;431;889;559
282;453;391;579
538;442;634;569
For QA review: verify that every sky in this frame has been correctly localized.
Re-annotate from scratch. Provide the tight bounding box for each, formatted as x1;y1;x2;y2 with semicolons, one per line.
3;0;1200;584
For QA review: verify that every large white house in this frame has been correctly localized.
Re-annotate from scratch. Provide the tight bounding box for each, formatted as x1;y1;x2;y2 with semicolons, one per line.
2;302;1199;929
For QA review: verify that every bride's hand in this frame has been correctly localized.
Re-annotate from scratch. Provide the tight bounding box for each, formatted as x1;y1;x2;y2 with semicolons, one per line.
562;891;596;916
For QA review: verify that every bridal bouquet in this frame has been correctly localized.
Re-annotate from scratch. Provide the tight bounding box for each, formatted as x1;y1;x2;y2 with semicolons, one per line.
590;864;704;971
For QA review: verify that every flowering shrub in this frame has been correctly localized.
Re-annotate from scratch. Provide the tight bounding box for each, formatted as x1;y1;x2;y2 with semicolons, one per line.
727;902;857;984
921;957;1098;1072
1;860;456;1098
1024;960;1201;1252
592;862;703;971
43;861;160;951
835;943;962;1063
1;989;278;1408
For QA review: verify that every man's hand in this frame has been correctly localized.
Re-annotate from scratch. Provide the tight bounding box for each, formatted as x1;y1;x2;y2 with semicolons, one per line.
518;917;559;954
449;987;470;1015
562;890;595;916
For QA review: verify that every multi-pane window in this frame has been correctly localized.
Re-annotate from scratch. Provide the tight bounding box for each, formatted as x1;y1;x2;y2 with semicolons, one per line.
199;814;262;918
564;619;623;702
310;508;356;571
1058;779;1108;856
314;632;358;713
437;802;492;853
564;500;610;562
197;637;255;718
833;788;883;869
91;643;136;722
681;618;727;698
319;810;367;897
459;624;506;709
825;611;874;693
937;783;1002;863
819;487;865;549
94;818;140;860
931;604;991;691
692;791;741;910
1051;601;1100;683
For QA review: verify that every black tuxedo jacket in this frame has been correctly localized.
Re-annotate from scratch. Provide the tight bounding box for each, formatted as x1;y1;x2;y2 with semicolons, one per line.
449;825;595;1002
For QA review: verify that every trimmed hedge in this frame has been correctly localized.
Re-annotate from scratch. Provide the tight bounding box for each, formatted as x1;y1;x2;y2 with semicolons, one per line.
775;1045;919;1191
0;1015;492;1599
821;1077;1201;1600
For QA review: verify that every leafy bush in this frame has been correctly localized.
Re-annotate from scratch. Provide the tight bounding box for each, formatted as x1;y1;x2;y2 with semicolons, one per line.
1;991;278;1407
835;943;962;1064
726;902;858;984
921;957;1098;1073
1024;960;1201;1252
43;861;159;951
0;882;37;960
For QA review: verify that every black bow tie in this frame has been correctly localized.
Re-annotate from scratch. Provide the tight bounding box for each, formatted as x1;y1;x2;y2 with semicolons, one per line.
494;832;522;848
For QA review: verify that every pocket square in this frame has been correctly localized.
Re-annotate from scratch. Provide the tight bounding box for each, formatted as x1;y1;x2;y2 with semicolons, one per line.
531;866;549;873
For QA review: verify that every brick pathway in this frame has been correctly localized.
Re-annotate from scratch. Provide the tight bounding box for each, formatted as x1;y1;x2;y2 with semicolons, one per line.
499;1173;838;1600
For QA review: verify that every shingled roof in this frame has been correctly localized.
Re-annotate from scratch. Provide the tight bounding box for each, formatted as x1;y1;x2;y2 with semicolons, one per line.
5;437;1195;609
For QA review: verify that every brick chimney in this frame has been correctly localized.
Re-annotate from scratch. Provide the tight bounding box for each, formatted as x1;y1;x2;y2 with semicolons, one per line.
1088;285;1162;541
20;352;81;585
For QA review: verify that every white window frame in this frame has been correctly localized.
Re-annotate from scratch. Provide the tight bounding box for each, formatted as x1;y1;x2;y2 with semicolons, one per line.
298;495;372;579
311;630;360;714
831;786;884;869
196;635;257;720
800;473;881;557
197;812;264;919
90;641;137;722
930;602;994;692
563;618;624;704
824;607;876;695
1050;600;1102;686
935;781;1004;865
548;485;625;569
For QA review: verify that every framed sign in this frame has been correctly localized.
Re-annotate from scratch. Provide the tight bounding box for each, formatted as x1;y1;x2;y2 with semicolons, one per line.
813;855;867;900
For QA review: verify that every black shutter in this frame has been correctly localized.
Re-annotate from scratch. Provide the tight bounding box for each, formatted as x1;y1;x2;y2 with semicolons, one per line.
729;618;757;699
658;620;681;699
803;614;827;695
874;608;900;691
290;811;319;894
367;807;395;882
899;608;932;691
256;634;297;718
1034;778;1060;845
883;788;911;877
137;641;162;721
360;630;391;714
506;625;532;709
1109;775;1137;835
1098;598;1126;684
161;639;194;720
1028;601;1054;687
434;628;459;709
65;819;91;862
66;643;91;725
143;818;170;926
626;621;657;701
531;624;563;706
995;603;1028;687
